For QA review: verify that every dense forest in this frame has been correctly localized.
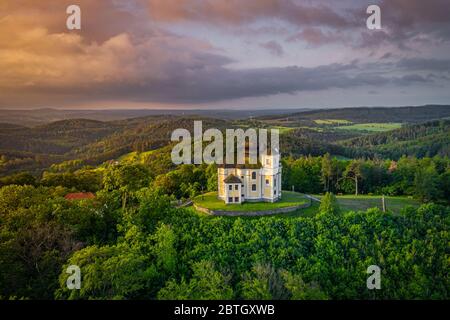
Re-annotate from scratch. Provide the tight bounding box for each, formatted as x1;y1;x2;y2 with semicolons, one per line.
0;154;449;299
342;120;450;159
0;176;448;299
0;106;449;300
264;105;450;124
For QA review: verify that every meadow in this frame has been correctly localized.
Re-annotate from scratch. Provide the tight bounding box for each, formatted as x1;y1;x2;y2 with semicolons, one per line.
313;194;420;214
314;119;352;125
193;191;308;212
192;192;420;217
334;123;402;132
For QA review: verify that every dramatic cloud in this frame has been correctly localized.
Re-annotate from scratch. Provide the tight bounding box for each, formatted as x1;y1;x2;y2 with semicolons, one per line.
146;0;354;28
260;41;284;56
286;28;336;46
0;0;449;108
380;0;450;41
146;0;450;47
397;58;450;72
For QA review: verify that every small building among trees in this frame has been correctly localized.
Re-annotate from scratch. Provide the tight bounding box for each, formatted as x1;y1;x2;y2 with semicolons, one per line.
64;192;95;200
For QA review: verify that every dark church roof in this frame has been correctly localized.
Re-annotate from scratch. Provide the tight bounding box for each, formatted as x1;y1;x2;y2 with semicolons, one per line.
223;174;242;184
218;162;262;169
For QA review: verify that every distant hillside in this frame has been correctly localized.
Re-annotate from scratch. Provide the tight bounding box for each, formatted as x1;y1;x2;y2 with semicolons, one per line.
0;108;310;126
280;128;353;157
69;116;233;165
0;116;237;174
0;118;121;155
342;119;450;159
263;105;450;124
1;107;449;175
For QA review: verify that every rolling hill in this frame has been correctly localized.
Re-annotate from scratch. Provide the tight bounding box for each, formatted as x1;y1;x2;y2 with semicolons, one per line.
341;119;450;159
1;105;449;175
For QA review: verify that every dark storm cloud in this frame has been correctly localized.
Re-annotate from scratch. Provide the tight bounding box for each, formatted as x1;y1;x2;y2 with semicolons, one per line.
397;58;450;72
34;59;430;104
1;0;449;108
393;74;429;86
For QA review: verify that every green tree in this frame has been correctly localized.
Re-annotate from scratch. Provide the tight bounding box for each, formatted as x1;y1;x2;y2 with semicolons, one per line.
414;164;441;202
319;192;340;215
158;260;233;300
343;160;364;195
240;264;288;300
103;164;151;208
321;153;333;192
440;169;450;203
281;270;328;300
56;244;159;300
0;172;36;187
151;224;177;274
206;163;218;191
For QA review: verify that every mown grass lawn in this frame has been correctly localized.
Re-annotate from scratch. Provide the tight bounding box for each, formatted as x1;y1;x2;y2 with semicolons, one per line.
334;123;402;132
314;194;420;214
191;192;420;218
193;191;308;212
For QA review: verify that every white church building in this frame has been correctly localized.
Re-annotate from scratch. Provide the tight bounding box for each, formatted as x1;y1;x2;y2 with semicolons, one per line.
218;152;282;204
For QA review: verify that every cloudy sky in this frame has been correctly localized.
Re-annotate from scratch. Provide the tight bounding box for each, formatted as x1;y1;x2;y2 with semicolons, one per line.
1;0;450;109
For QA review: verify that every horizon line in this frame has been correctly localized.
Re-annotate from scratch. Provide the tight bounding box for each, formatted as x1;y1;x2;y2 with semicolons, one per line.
0;104;449;112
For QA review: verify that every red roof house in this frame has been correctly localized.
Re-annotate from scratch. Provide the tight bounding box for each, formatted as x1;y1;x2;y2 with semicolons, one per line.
64;192;95;200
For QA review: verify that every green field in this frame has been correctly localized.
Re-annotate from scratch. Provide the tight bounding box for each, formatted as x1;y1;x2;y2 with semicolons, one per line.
117;150;157;164
193;191;308;212
269;125;325;133
314;194;420;214
334;123;402;132
193;192;420;216
314;119;352;125
269;195;419;217
269;126;296;134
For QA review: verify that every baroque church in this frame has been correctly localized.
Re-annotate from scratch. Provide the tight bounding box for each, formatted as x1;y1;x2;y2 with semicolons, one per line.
218;151;282;204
